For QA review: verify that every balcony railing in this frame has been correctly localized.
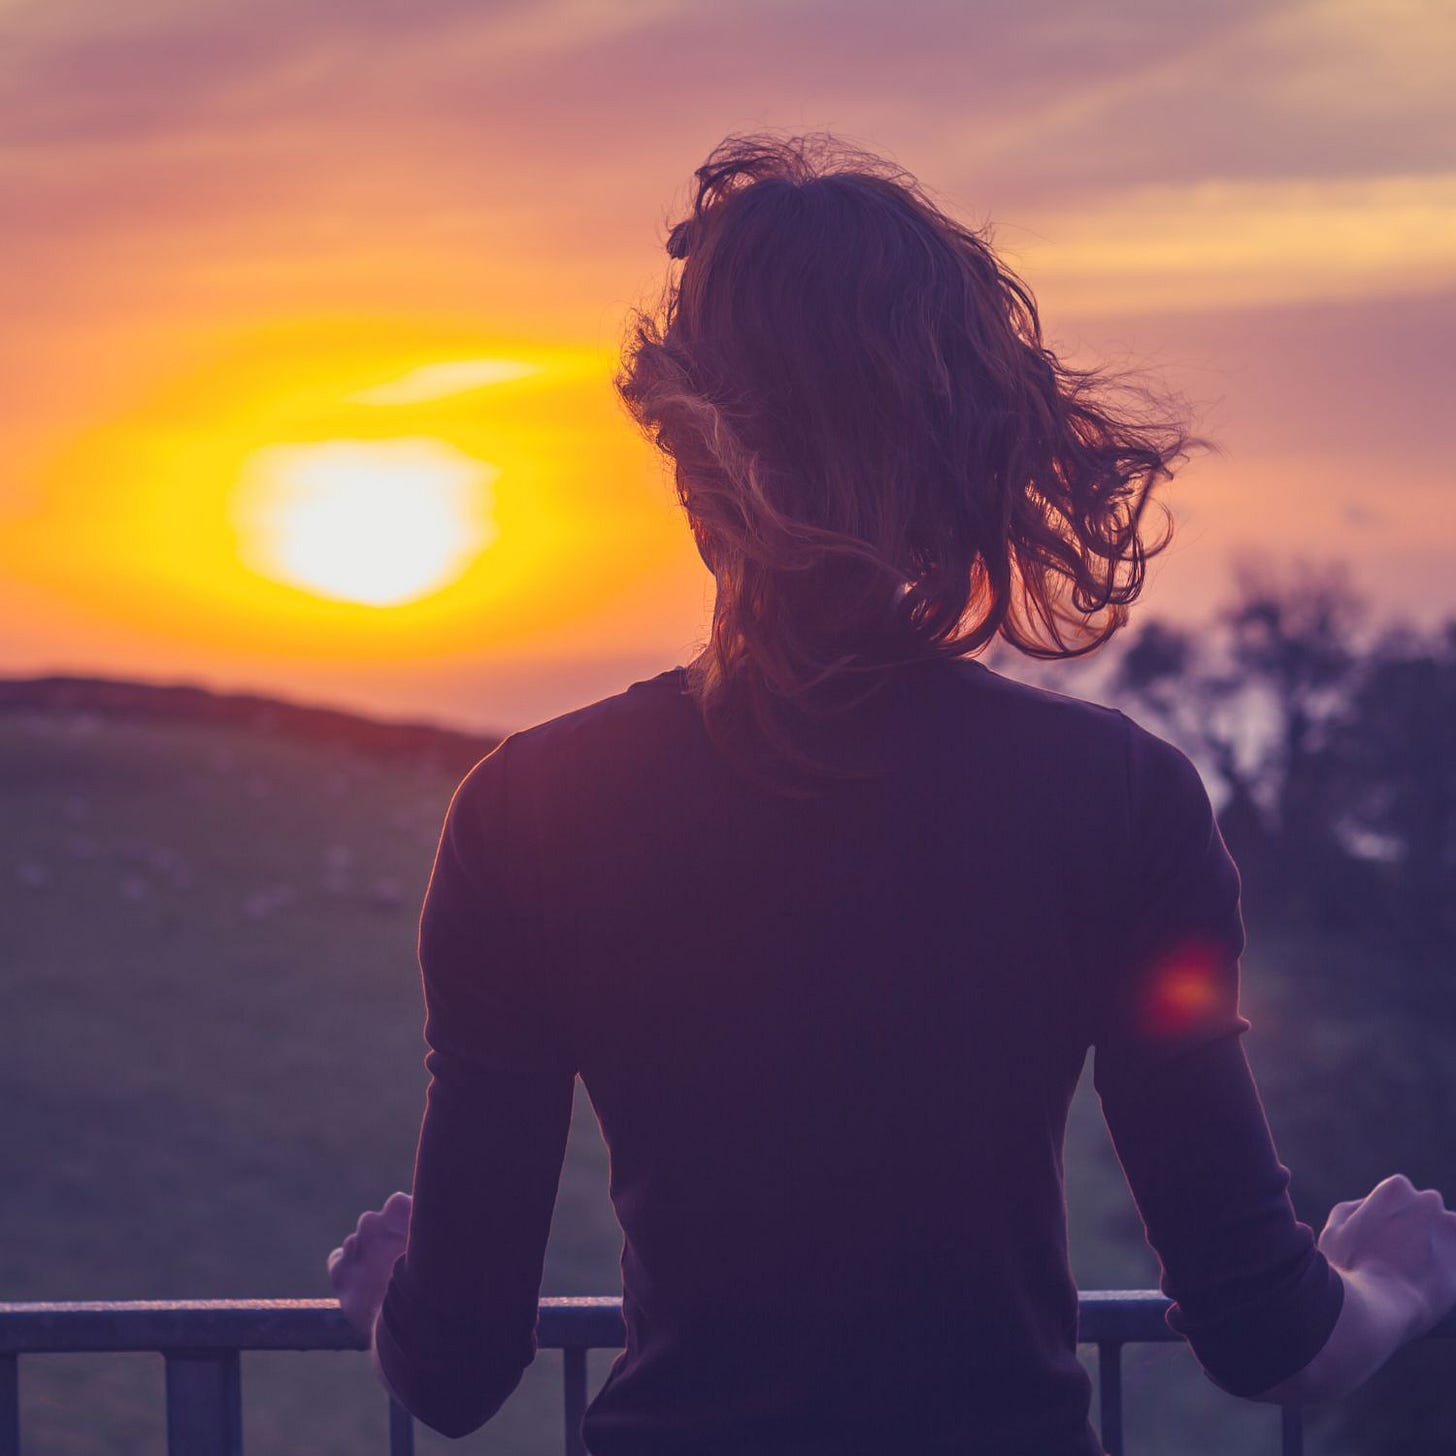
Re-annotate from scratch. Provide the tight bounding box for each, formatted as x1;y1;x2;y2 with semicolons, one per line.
2;1294;1454;1456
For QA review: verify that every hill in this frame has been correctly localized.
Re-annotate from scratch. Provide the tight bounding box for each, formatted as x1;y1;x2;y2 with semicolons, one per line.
0;674;502;773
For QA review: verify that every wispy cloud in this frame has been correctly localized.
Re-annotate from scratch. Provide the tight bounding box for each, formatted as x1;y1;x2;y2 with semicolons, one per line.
1008;173;1456;315
348;360;541;406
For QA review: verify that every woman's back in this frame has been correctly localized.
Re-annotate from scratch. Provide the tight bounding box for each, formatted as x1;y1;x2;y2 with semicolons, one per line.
327;132;1456;1453
379;658;1341;1455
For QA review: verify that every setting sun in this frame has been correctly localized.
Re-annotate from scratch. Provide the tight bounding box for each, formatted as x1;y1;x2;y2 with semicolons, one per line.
231;438;499;607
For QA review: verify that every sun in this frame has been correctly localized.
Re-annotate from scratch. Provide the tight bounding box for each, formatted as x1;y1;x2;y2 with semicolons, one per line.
231;438;498;606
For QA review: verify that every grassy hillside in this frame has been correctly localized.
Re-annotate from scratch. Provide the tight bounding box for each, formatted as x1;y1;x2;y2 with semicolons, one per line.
0;692;1354;1454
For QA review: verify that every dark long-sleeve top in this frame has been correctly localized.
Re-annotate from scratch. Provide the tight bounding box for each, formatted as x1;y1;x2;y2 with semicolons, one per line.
373;658;1344;1455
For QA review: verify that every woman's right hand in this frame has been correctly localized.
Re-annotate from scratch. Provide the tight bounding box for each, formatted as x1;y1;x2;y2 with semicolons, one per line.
1251;1174;1456;1405
1318;1173;1456;1342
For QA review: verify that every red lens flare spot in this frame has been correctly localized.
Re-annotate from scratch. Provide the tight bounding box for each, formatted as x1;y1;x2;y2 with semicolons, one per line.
1139;938;1227;1038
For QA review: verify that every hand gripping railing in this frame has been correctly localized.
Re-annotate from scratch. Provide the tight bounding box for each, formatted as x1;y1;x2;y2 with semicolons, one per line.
2;1294;1454;1456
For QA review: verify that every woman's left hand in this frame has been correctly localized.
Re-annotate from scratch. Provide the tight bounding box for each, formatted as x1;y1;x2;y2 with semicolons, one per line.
327;1191;412;1339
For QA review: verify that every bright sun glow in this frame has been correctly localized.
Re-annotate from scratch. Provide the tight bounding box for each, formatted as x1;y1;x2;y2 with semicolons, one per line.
232;438;498;606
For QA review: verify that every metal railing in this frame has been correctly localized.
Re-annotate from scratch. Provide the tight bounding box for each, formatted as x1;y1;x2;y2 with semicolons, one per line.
2;1294;1454;1456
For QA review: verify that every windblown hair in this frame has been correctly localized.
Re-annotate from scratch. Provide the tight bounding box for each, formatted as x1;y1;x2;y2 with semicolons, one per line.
617;133;1193;789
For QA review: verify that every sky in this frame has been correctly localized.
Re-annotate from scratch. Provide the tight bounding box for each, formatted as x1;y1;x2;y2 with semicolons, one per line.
2;0;1454;731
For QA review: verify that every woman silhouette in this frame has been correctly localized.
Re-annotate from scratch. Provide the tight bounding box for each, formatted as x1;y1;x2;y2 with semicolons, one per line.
328;135;1456;1454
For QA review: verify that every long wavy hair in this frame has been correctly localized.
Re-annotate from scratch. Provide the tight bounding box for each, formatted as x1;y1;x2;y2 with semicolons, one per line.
617;133;1193;790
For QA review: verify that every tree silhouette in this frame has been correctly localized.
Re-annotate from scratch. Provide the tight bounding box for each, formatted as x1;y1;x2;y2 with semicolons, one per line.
1332;621;1456;962
1111;557;1365;917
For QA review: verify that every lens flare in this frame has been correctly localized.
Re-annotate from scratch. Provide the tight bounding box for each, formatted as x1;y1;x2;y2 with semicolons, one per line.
1139;938;1226;1038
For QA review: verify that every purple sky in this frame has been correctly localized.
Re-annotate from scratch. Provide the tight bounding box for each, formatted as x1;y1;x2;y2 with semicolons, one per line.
3;0;1453;729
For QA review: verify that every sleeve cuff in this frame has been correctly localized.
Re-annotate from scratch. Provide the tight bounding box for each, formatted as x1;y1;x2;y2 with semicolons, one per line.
372;1256;537;1438
1167;1246;1346;1398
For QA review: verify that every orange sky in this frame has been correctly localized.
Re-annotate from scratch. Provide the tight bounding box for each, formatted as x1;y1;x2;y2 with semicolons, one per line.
3;0;1454;730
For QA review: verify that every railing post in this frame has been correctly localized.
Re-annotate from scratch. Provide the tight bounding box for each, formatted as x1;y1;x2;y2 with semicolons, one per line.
1281;1404;1304;1456
164;1350;242;1456
0;1353;17;1456
1097;1341;1123;1456
388;1396;415;1456
563;1346;588;1456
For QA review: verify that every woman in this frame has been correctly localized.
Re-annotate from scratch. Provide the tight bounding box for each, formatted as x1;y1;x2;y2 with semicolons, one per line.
328;135;1456;1454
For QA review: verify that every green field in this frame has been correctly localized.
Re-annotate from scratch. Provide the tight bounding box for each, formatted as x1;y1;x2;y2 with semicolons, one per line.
0;703;1383;1453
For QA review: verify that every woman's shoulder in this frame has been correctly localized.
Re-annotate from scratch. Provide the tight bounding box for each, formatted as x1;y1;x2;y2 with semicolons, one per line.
511;664;692;752
941;658;1215;816
932;658;1131;768
953;657;1122;723
449;665;696;805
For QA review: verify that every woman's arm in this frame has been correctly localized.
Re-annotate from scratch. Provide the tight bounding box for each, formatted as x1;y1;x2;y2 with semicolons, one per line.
1092;719;1346;1398
1095;1028;1347;1398
1095;718;1456;1405
338;739;579;1439
1248;1175;1456;1406
372;1053;575;1437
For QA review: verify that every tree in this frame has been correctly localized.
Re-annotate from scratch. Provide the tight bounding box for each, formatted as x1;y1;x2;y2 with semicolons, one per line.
1110;557;1365;917
1331;621;1456;961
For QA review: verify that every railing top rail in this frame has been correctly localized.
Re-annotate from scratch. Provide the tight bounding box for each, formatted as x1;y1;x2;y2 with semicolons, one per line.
2;1294;1453;1356
0;1299;365;1355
